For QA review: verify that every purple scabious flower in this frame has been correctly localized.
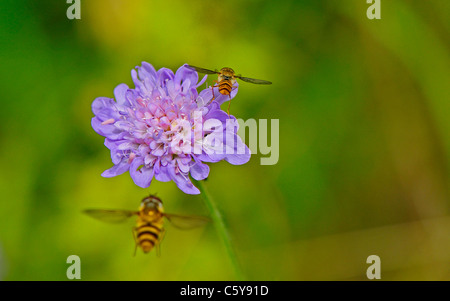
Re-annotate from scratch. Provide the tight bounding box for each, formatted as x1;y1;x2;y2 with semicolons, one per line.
91;62;251;194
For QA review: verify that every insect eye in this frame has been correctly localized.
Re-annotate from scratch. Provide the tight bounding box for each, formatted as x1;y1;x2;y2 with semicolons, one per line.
145;202;156;209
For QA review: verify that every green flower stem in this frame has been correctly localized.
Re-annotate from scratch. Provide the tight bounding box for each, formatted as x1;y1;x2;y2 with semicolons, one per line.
195;180;245;281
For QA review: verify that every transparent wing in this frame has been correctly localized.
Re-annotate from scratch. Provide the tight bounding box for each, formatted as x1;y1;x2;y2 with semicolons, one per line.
186;65;219;75
83;209;138;223
163;213;211;230
236;76;272;85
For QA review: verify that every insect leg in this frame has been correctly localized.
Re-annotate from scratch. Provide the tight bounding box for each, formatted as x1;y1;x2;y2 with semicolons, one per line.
132;227;138;257
227;94;232;116
155;228;166;258
205;82;220;107
159;228;166;243
211;80;220;101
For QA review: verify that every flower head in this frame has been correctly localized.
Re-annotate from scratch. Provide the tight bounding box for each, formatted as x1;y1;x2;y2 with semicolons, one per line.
91;62;250;194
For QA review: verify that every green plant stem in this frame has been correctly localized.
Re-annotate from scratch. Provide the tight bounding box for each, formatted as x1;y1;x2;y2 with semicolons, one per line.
195;180;245;280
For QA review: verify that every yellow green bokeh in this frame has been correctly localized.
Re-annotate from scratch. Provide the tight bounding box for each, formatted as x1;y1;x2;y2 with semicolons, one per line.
0;0;449;280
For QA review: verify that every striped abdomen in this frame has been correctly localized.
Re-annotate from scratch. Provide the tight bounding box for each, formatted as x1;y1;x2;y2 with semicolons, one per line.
218;79;233;96
135;222;162;253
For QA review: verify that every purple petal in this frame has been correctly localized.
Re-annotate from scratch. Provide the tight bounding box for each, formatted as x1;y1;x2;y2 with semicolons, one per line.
166;79;178;99
91;117;125;140
139;62;157;86
157;68;174;87
204;152;226;162
195;74;208;89
114;84;129;106
101;160;130;177
131;69;146;95
225;147;251;165
175;64;198;91
129;158;154;188
204;106;232;124
197;82;239;107
224;132;251;165
92;97;116;116
196;152;223;163
190;157;210;180
154;166;171;182
168;165;200;195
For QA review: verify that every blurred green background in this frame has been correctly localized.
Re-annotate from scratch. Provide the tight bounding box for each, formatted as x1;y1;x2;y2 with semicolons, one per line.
0;0;449;280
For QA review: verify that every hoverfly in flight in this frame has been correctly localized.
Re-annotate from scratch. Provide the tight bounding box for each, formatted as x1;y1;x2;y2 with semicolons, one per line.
186;65;272;115
83;195;210;255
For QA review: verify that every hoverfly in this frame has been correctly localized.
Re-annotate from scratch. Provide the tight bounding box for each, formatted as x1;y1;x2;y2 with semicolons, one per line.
186;65;272;115
83;195;210;255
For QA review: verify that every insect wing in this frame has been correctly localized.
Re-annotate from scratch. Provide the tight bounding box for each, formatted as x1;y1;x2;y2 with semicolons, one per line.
163;213;211;230
186;65;219;75
236;76;272;85
83;209;137;223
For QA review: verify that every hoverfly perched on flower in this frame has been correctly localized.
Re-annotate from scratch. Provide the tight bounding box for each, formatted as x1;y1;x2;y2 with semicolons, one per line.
186;65;272;115
83;195;210;255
